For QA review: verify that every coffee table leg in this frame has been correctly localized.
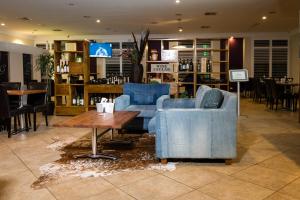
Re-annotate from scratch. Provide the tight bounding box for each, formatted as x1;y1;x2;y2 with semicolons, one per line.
75;128;117;160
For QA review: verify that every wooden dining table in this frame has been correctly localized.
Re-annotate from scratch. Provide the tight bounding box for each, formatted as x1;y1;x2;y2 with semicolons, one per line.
7;89;47;130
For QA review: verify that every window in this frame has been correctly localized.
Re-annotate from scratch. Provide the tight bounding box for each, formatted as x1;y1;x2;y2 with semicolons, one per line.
0;51;9;82
253;39;288;78
105;42;134;78
23;54;32;84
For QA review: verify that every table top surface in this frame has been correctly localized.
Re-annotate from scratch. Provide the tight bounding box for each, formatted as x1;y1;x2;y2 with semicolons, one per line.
7;89;47;96
53;110;140;129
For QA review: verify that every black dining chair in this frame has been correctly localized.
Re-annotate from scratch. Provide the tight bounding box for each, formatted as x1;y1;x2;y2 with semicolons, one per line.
0;86;29;137
0;82;21;108
26;82;48;131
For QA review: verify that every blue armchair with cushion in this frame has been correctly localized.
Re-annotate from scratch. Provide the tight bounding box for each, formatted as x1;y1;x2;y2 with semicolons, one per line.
115;83;170;131
149;85;237;164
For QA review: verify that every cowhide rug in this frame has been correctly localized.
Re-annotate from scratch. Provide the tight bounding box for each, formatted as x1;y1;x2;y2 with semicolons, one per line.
32;133;176;189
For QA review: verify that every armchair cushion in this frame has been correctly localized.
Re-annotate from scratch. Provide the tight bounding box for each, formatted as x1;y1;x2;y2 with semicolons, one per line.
200;89;224;109
195;85;211;108
125;105;156;118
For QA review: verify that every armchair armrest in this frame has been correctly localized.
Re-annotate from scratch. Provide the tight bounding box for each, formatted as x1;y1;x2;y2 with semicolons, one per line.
156;95;170;109
115;95;130;111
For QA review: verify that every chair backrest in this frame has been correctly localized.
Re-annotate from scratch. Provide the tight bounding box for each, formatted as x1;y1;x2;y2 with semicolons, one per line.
0;85;11;118
27;82;48;106
0;82;21;107
123;83;170;105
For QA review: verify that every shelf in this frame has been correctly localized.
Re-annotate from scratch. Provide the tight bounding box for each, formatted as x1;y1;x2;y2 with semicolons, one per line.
146;72;176;74
177;71;195;74
177;82;194;85
55;51;84;53
70;84;84;86
146;61;177;63
197;83;228;86
196;48;228;51
171;48;194;52
197;72;227;75
212;61;229;63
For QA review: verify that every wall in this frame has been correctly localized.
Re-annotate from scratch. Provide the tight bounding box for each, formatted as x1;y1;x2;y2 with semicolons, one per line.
0;41;45;84
0;32;34;46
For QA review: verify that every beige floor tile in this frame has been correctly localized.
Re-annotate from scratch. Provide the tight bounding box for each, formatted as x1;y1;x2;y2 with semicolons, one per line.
121;174;193;200
0;152;28;176
279;178;300;199
174;190;216;200
48;177;114;200
0;170;55;200
86;188;135;200
103;169;158;187
164;165;229;189
264;192;299;200
232;165;298;190
199;176;273;200
258;153;300;176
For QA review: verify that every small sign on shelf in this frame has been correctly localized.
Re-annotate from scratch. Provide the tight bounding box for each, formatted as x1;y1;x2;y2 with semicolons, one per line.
151;64;173;73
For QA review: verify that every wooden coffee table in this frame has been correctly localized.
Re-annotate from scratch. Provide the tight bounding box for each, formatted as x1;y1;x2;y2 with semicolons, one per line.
54;110;139;160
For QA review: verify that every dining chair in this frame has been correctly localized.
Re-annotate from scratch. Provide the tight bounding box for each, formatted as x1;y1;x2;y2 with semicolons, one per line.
26;82;48;131
0;86;29;137
0;82;21;108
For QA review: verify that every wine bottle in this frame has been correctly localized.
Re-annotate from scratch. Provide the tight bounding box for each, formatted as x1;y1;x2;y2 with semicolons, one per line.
189;59;193;72
178;58;182;71
197;59;201;72
206;59;211;72
182;59;186;71
63;61;67;73
90;95;94;106
72;96;77;105
80;94;84;106
186;59;189;71
76;95;80;106
66;61;69;73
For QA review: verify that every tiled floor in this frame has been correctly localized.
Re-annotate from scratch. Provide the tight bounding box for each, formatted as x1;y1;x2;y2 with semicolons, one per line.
0;98;299;200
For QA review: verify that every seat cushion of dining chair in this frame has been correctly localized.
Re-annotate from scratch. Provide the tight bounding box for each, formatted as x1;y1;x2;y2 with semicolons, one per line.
25;104;47;113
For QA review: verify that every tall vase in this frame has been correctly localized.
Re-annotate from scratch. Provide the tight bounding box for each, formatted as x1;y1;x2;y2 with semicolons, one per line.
132;63;144;83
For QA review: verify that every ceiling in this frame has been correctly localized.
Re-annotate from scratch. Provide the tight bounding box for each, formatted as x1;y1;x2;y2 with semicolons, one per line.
0;0;299;36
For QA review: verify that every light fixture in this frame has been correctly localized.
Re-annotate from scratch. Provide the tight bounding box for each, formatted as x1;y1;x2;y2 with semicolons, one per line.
96;19;101;23
178;27;183;32
229;36;234;40
1;23;5;26
172;45;186;49
175;0;180;4
262;16;267;20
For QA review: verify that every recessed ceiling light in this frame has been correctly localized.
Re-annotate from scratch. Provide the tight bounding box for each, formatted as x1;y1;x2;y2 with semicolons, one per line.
67;3;75;6
151;21;158;24
1;23;5;26
53;29;63;32
175;0;180;4
96;19;101;23
204;12;217;16
178;27;183;32
262;16;267;20
175;13;182;17
201;25;211;29
269;11;276;14
83;15;91;19
18;17;32;21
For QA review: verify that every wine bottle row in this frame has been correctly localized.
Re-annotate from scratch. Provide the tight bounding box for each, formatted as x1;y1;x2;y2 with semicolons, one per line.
89;94;115;106
178;58;212;73
72;94;84;106
56;60;70;73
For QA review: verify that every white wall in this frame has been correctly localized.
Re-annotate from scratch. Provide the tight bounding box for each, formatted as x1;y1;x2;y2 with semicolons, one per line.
0;41;45;84
289;33;300;82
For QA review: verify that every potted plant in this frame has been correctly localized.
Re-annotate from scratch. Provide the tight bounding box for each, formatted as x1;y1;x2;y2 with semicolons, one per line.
122;29;150;83
35;53;55;115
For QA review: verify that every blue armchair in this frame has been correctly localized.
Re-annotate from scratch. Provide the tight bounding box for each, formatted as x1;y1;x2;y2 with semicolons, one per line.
115;83;170;131
149;85;237;163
